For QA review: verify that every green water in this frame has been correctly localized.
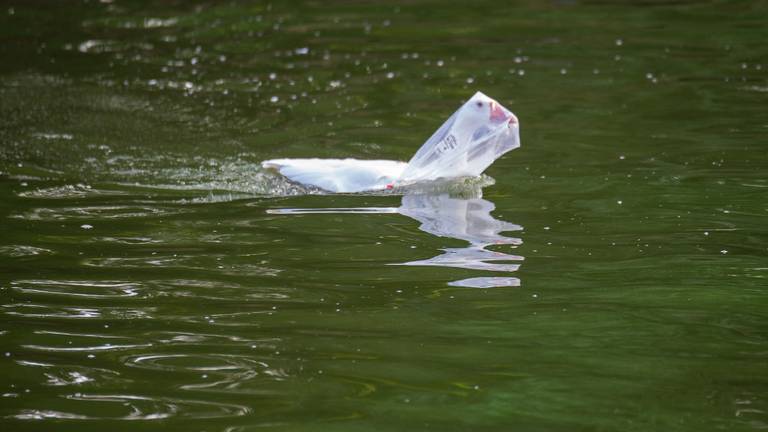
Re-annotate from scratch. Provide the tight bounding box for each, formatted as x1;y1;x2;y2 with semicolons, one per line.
1;0;767;430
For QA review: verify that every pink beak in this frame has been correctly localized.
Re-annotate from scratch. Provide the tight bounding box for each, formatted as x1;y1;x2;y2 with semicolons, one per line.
489;101;509;123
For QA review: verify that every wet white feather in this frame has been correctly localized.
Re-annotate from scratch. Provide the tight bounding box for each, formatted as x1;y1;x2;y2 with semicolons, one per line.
261;158;406;193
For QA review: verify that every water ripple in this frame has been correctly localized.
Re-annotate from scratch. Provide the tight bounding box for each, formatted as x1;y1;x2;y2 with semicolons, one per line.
94;236;163;245
14;394;251;420
0;245;54;258
17;184;129;199
14;410;88;420
12;280;142;299
81;257;282;277
129;353;248;370
9;205;184;221
151;331;280;347
3;304;154;320
22;343;152;352
44;371;93;386
11;278;289;303
17;359;127;387
121;353;289;391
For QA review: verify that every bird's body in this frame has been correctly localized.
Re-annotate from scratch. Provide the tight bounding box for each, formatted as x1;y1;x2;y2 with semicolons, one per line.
262;91;520;193
261;158;406;193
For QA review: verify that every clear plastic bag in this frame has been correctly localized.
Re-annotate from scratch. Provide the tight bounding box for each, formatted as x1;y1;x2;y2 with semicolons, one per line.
397;91;519;185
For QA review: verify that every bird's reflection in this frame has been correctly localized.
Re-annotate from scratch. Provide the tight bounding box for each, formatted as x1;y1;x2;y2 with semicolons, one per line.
268;185;523;288
395;193;523;287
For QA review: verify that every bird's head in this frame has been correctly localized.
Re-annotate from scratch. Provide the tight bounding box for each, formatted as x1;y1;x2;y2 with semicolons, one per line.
458;91;518;130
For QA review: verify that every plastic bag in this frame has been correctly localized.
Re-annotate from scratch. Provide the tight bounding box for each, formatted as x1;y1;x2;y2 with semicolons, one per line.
262;91;519;193
397;91;519;185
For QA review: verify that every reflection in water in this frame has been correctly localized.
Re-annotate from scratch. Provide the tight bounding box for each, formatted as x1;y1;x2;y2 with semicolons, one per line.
269;188;523;288
396;194;523;287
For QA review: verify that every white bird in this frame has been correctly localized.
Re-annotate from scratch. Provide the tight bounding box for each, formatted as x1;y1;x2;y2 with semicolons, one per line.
262;91;520;193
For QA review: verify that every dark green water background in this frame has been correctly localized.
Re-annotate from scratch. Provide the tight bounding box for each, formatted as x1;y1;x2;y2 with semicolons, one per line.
1;1;767;430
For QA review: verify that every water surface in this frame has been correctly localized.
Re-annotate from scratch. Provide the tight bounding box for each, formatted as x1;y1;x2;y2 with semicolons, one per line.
1;1;767;430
